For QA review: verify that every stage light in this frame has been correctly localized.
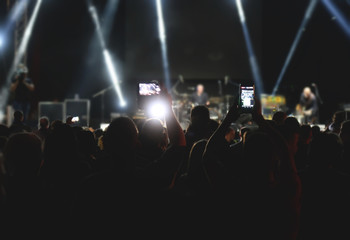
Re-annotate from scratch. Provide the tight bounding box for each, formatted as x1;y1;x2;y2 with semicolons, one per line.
0;0;43;122
235;0;264;97
156;0;171;90
272;0;318;96
321;0;350;37
88;2;126;108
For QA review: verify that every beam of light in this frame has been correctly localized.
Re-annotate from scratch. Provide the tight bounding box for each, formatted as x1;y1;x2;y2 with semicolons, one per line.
321;0;350;36
89;5;106;49
79;0;120;95
235;0;264;98
103;49;126;107
101;0;120;41
5;0;30;32
272;0;318;96
156;0;171;90
88;3;126;107
0;0;30;50
0;34;3;48
0;0;43;122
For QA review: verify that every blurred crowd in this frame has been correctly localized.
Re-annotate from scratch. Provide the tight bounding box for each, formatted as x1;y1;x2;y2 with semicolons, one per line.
1;88;350;239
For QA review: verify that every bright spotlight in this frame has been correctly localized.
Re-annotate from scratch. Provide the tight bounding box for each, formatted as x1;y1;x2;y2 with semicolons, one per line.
155;0;171;90
0;35;3;48
235;0;264;97
147;101;167;119
272;0;318;96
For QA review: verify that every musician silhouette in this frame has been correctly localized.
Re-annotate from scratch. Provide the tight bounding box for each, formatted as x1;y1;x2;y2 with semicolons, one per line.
190;84;210;106
296;86;319;124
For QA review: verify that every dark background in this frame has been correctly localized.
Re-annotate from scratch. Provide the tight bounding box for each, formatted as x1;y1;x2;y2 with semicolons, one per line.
1;0;350;128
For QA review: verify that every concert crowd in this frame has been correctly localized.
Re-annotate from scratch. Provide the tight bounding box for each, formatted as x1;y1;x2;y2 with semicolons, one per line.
0;87;350;239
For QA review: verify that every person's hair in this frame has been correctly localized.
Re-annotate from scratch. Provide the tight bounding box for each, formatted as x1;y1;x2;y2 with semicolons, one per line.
39;116;50;129
138;118;166;148
190;105;210;125
4;132;42;176
279;116;301;141
50;120;63;130
103;116;139;155
13;110;24;121
341;120;350;135
272;111;287;125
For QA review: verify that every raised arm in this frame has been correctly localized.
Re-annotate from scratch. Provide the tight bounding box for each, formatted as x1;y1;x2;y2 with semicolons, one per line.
204;100;241;154
161;86;186;147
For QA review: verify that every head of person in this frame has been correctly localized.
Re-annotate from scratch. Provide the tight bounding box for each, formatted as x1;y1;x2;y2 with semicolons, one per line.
196;84;204;95
13;110;24;123
328;111;347;134
189;105;210;129
39;116;50;129
4;132;42;177
16;64;28;81
138;118;167;150
303;87;312;99
272;111;287;125
102;116;139;157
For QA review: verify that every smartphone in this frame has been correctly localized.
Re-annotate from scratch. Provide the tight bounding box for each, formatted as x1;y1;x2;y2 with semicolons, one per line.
137;81;161;109
239;84;255;113
138;82;161;96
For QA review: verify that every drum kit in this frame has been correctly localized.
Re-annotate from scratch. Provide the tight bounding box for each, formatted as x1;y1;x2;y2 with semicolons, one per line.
170;76;237;126
171;92;235;124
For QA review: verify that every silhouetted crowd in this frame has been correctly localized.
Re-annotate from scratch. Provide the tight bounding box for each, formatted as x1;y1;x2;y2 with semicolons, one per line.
1;89;350;239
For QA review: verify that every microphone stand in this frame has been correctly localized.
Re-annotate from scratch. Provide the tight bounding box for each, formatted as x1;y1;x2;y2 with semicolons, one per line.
92;85;113;123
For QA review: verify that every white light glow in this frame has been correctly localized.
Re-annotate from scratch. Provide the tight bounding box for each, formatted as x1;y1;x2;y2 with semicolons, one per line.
155;0;171;90
236;0;246;23
156;0;166;41
103;50;126;107
148;101;167;119
15;0;43;68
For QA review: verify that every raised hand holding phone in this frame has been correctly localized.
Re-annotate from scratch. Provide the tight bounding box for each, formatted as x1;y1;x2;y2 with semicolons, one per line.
238;84;255;113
